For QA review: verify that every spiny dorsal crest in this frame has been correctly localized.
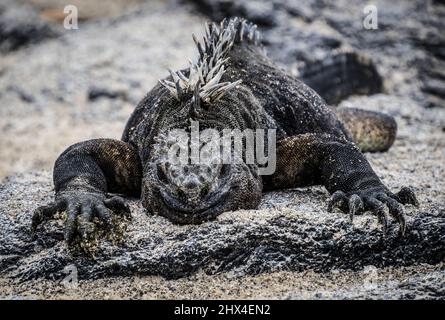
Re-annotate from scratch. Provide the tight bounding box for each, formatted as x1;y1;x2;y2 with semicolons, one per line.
159;17;261;105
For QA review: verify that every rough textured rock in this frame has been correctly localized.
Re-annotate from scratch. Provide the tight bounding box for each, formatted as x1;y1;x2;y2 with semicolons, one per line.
189;0;445;108
1;263;443;299
1;124;444;281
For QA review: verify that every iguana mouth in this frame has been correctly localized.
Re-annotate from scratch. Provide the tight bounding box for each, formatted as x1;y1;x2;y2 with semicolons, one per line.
142;161;261;224
157;185;231;223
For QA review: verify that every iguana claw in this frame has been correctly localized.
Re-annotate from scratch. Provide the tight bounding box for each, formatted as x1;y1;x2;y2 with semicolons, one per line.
32;192;131;245
327;186;417;236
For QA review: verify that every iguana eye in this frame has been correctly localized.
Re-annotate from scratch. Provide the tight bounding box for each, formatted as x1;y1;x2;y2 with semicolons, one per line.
170;168;179;178
157;164;168;183
220;164;230;178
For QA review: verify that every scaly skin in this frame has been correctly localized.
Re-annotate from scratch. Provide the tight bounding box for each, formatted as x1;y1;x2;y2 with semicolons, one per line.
32;18;418;246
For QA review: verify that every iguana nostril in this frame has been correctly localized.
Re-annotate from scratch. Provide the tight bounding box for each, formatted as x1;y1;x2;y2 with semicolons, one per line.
183;176;200;190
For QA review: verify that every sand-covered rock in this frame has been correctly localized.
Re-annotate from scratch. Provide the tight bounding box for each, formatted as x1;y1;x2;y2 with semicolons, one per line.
191;0;445;108
0;167;444;282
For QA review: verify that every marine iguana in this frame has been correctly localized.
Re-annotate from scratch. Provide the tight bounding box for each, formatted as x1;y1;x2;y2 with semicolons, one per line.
32;18;418;246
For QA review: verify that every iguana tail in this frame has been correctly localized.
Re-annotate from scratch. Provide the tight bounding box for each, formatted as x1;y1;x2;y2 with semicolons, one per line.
334;107;397;153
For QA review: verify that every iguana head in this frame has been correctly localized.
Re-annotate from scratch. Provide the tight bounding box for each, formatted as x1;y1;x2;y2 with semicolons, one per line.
142;152;262;224
141;108;264;224
140;18;266;224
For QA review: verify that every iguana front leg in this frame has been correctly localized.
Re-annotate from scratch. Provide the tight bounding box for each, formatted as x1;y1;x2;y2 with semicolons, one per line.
32;139;142;244
265;133;418;236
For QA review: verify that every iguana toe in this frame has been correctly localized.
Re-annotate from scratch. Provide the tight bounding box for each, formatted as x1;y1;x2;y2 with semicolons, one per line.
328;186;412;237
